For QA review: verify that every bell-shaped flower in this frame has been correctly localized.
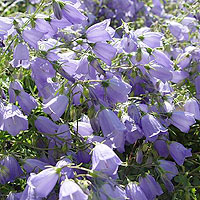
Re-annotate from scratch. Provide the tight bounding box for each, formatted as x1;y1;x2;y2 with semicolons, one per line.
141;114;167;142
168;21;189;41
3;104;28;136
121;36;137;53
73;121;93;137
154;139;169;158
126;182;148;200
16;91;38;115
0;156;23;184
92;42;117;66
23;159;48;174
170;111;195;133
158;160;178;180
12;43;30;68
62;3;87;24
148;64;173;83
22;28;44;49
92;143;122;176
99;182;127;200
142;32;163;48
105;76;132;104
28;167;59;198
139;174;163;200
98;109;126;137
53;1;63;20
8;80;23;103
184;99;200;120
169;142;192;165
56;158;74;180
86;19;112;43
59;180;88;200
43;95;68;121
35;116;59;134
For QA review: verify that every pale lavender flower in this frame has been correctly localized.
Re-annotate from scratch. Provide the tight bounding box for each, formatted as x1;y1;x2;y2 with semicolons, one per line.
169;142;192;165
59;180;88;200
92;143;122;176
184;99;200;120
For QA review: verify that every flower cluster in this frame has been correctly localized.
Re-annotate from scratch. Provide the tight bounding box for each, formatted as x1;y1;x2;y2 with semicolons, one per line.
0;0;200;199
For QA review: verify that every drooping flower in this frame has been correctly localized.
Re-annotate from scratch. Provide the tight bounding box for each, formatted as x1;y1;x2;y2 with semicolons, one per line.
139;174;163;200
2;104;28;136
141;114;167;142
35;116;59;134
59;180;88;200
28;167;59;198
105;76;132;104
169;142;192;166
92;42;117;66
170;111;195;133
126;182;148;200
43;95;68;121
0;156;23;184
22;29;44;49
184;98;200;120
86;19;113;43
62;3;87;24
92;143;122;176
12;43;30;68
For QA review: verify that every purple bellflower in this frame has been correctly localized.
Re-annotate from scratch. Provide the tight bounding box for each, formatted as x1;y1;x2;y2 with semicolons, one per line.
139;174;163;200
0;156;23;184
170;111;195;133
86;19;113;43
105;76;132;104
2;104;28;136
169;142;192;165
59;180;88;200
12;43;30;68
92;42;117;66
126;182;148;200
22;28;44;49
43;95;68;121
28;167;59;198
92;143;122;176
62;3;87;24
141;114;167;142
184;98;200;120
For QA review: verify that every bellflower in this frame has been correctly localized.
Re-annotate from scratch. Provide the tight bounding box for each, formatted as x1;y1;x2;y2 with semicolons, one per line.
170;111;195;133
126;182;148;200
139;174;163;200
59;180;88;200
141;114;167;142
121;37;137;53
168;21;189;41
12;43;30;68
98;109;126;137
8;80;23;103
0;156;23;184
73;121;93;137
86;19;112;43
3;104;28;136
22;28;44;49
43;95;68;121
99;182;127;200
154;139;169;158
92;143;122;176
16;91;38;115
28;167;59;198
35;116;59;134
62;3;87;24
184;98;200;120
53;1;62;20
23;159;48;174
92;42;117;66
141;32;163;48
169;142;192;165
158;158;178;192
105;76;132;103
149;64;173;83
56;158;74;180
